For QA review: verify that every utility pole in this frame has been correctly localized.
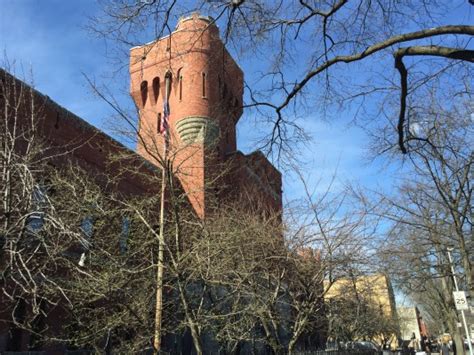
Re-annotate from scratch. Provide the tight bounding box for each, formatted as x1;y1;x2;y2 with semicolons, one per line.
447;247;473;355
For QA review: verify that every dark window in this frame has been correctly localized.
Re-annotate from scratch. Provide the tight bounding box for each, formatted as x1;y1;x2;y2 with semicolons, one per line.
157;112;162;133
26;185;47;232
78;216;94;267
120;217;130;254
176;68;183;101
140;81;148;107
80;216;94;248
202;72;206;98
27;212;44;232
152;77;160;103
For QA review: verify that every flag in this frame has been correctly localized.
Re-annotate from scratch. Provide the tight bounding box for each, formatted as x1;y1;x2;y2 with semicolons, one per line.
160;99;170;137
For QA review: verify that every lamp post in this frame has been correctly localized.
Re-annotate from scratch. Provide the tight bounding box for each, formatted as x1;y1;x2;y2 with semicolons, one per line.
447;247;473;355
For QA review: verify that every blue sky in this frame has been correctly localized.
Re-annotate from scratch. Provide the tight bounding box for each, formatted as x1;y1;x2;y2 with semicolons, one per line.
0;0;404;204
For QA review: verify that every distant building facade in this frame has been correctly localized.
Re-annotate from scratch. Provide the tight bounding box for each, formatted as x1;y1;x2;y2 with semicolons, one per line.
324;274;400;348
325;274;398;320
397;307;429;346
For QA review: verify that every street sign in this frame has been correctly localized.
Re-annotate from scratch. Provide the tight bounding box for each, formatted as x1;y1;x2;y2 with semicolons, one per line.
453;291;469;311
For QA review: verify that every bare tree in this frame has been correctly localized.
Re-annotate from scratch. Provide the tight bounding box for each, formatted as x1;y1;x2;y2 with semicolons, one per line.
352;99;473;352
0;64;163;352
2;64;402;354
88;0;473;159
183;171;388;354
325;273;399;348
83;5;473;350
0;66;82;349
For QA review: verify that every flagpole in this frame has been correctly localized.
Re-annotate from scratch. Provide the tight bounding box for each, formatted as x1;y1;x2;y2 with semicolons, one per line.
154;78;170;354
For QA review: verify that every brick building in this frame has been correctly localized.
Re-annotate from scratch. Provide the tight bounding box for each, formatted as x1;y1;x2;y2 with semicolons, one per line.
0;12;282;353
0;67;164;352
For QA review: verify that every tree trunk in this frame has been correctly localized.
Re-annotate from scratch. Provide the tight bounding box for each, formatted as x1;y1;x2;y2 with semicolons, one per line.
288;338;296;355
445;295;465;355
189;323;204;355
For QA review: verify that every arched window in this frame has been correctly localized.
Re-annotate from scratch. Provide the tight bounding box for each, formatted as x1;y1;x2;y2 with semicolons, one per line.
152;77;160;103
140;81;148;107
202;72;207;98
164;72;172;99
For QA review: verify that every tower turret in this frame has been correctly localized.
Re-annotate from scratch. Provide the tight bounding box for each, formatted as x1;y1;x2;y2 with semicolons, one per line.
130;12;244;218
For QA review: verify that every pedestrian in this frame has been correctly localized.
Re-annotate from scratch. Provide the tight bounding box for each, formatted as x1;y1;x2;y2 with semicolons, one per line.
408;338;416;355
440;341;450;355
425;337;431;355
422;335;431;355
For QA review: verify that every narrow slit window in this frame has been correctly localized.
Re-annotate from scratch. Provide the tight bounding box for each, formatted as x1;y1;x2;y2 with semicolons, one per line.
80;216;94;245
27;185;47;232
179;74;183;100
152;77;160;103
140;81;148;107
78;215;94;266
120;217;130;254
202;72;206;98
157;113;162;133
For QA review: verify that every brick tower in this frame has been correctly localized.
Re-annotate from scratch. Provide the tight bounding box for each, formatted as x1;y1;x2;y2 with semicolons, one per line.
130;13;282;219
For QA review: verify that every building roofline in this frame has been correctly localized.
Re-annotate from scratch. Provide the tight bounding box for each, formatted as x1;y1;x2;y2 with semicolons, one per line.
130;14;215;51
0;67;160;174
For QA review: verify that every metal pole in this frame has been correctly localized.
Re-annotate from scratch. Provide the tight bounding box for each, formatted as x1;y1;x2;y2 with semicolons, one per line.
447;248;473;355
153;154;166;354
154;77;170;354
